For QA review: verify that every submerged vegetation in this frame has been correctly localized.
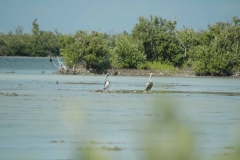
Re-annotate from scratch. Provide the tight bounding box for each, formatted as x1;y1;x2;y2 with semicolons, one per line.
91;89;240;96
0;16;240;76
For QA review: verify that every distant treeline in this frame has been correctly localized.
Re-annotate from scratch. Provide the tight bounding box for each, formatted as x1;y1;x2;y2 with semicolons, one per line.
0;16;240;76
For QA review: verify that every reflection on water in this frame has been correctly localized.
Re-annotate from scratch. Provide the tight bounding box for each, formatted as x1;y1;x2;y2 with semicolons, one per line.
0;57;240;160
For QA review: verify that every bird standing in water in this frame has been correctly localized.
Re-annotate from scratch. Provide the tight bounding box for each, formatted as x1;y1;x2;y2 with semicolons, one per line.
103;73;110;90
145;73;153;91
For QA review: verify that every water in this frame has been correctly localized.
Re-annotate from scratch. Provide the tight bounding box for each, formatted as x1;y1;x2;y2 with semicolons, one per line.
0;57;240;160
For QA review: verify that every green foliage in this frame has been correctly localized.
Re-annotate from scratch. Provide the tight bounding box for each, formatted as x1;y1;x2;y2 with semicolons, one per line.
190;18;240;76
1;16;240;76
192;45;239;76
145;61;176;72
31;19;60;57
32;19;39;36
0;19;60;57
0;32;33;56
132;15;185;67
112;35;146;69
59;35;77;66
60;31;111;73
176;28;199;55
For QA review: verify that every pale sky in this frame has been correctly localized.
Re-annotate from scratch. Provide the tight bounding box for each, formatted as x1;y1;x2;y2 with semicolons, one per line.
0;0;240;34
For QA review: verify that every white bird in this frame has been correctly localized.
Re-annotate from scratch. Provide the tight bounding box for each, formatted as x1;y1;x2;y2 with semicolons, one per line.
103;73;110;90
145;73;153;91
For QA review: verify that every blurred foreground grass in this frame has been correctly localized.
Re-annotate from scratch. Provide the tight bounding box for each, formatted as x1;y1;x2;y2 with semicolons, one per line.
65;97;240;160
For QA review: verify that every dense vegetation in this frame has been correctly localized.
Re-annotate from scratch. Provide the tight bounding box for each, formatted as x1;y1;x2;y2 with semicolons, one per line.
0;19;61;57
0;16;240;76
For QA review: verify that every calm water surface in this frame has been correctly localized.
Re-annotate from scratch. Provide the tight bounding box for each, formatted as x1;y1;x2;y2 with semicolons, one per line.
0;57;240;160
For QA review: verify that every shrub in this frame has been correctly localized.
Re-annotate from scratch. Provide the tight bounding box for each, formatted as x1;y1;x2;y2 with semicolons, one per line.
112;35;146;69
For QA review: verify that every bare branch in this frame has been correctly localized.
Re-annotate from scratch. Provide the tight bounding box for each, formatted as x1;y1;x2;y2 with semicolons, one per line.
175;31;187;57
231;41;239;64
234;41;239;57
56;56;67;70
51;61;61;69
57;56;61;68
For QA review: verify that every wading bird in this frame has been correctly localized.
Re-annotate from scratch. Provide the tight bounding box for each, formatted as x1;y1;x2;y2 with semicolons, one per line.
146;73;153;91
103;73;110;90
49;55;52;63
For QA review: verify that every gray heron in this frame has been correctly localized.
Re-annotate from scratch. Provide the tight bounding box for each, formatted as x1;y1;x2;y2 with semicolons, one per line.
145;73;153;91
103;73;110;90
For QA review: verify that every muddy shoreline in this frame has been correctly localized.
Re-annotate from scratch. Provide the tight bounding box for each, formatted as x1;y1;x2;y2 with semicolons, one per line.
57;66;195;77
58;67;240;77
2;56;239;77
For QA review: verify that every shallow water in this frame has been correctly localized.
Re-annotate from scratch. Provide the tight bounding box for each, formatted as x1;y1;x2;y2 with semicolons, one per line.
0;57;240;160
